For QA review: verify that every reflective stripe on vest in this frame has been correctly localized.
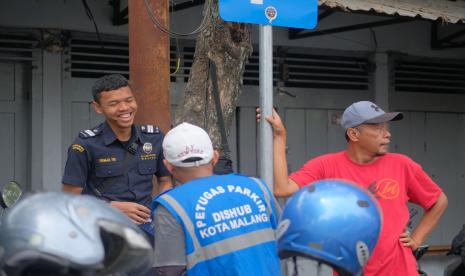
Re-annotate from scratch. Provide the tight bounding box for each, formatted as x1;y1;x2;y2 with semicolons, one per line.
161;194;202;253
250;177;274;216
249;177;282;216
160;193;276;270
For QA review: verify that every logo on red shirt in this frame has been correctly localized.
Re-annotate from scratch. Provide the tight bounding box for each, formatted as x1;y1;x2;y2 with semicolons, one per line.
368;178;400;199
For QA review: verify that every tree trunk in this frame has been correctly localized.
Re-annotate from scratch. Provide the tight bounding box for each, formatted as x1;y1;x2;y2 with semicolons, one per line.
174;0;253;158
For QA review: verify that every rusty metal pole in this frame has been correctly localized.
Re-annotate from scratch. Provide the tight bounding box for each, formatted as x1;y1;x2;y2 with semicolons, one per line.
129;0;171;133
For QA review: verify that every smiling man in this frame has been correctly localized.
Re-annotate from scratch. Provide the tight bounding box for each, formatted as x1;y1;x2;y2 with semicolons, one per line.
62;74;172;240
260;100;448;276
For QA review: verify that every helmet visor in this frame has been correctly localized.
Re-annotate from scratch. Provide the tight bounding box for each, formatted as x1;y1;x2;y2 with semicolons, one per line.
98;220;153;275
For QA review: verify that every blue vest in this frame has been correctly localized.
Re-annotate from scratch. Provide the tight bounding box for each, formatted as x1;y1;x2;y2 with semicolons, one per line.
153;174;281;276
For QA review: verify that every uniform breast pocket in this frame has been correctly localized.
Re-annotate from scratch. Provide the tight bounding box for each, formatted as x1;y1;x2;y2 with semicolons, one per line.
138;161;157;175
95;163;124;178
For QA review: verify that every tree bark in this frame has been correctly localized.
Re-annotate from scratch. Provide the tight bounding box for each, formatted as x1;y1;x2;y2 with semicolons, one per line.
174;0;253;157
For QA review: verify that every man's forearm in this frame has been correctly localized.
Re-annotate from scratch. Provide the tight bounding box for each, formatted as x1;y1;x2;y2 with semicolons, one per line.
412;192;448;245
273;134;298;197
62;183;83;194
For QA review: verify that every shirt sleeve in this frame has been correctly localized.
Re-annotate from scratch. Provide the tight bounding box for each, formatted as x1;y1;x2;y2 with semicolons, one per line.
289;157;325;188
153;205;187;267
155;266;186;276
62;140;89;187
406;160;442;210
156;148;171;178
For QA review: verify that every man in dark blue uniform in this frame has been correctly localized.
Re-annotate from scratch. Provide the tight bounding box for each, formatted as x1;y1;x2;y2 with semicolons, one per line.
62;74;172;235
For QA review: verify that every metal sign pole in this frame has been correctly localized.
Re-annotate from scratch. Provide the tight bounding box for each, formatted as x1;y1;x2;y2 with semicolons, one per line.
220;0;317;192
259;24;273;190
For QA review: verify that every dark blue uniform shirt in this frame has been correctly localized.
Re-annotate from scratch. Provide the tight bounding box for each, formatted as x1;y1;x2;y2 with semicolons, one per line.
62;122;170;209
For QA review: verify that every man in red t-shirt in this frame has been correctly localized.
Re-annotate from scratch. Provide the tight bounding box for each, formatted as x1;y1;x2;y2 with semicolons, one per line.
262;101;448;276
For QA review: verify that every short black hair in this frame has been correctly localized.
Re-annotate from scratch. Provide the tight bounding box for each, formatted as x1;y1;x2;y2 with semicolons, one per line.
92;74;130;102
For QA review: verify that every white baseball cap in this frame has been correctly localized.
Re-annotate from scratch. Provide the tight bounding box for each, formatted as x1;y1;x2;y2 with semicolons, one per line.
163;122;214;167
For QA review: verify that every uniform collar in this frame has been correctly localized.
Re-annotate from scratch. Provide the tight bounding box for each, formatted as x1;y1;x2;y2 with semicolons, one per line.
133;125;145;143
102;122;142;146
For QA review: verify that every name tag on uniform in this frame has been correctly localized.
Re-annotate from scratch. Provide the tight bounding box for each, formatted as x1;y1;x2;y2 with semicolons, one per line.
141;154;156;161
98;156;117;163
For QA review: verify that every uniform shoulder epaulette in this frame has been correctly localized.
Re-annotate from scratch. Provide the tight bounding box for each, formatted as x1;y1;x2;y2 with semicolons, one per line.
140;125;160;134
78;127;103;138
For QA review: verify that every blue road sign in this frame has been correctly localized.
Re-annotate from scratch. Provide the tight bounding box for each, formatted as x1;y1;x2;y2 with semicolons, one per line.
219;0;318;29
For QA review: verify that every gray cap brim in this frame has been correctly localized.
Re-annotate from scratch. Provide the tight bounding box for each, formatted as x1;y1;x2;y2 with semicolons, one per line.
364;112;403;124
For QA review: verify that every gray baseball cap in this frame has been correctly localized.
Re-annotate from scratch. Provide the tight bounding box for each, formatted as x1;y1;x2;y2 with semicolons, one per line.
341;101;403;129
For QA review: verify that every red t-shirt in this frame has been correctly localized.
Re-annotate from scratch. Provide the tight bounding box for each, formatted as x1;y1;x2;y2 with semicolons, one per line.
289;151;442;276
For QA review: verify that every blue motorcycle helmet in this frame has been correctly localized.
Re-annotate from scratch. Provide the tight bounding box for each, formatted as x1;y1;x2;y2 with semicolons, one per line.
277;179;382;276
